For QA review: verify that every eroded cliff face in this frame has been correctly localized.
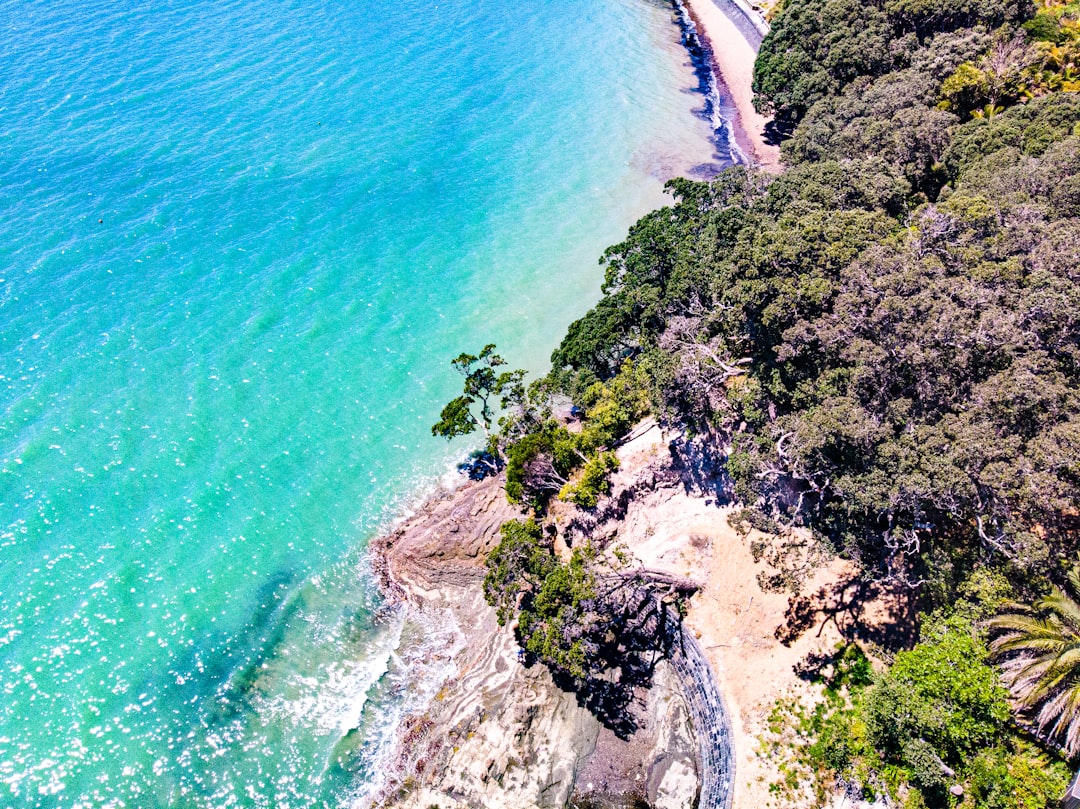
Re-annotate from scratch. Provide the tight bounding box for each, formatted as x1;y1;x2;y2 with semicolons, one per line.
370;476;700;809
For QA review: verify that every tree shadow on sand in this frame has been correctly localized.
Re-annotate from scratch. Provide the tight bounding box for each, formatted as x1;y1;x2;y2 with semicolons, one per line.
763;119;794;145
774;572;919;662
668;435;733;505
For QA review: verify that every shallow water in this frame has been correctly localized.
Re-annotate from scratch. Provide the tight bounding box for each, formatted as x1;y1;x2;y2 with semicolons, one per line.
0;0;730;805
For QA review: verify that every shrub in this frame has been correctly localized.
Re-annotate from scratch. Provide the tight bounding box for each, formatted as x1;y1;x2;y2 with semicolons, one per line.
559;452;619;509
865;620;1010;768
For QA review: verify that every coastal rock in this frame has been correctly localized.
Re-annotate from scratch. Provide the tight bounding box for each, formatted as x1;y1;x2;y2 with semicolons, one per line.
644;664;699;809
569;660;701;809
371;474;702;809
372;476;602;809
374;475;521;598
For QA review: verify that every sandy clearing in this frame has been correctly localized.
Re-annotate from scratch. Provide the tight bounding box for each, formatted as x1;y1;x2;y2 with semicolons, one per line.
608;429;906;808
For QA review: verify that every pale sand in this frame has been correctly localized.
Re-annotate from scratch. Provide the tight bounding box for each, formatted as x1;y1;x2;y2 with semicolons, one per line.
682;0;782;170
605;427;906;807
374;420;906;807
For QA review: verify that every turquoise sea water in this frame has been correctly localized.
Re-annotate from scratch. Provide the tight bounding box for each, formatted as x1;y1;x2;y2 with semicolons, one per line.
0;0;730;805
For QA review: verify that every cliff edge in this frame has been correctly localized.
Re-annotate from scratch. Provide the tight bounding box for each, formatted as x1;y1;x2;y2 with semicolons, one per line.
369;473;701;809
367;419;900;809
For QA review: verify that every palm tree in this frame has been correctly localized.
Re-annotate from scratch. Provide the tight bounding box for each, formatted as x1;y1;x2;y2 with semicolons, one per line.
987;566;1080;758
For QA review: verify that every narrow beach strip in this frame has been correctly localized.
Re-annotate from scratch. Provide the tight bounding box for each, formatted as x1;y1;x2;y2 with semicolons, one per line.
680;0;781;169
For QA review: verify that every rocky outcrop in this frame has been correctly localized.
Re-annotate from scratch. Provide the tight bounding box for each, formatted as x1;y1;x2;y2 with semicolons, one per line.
370;475;704;809
373;475;520;600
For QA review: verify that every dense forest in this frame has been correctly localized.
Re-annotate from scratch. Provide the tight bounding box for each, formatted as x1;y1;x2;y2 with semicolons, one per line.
433;0;1080;803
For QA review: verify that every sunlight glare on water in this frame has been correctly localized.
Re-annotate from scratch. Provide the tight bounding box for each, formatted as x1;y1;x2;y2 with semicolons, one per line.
0;0;729;804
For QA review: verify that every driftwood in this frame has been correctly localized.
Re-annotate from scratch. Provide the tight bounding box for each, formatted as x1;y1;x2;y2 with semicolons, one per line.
599;568;703;594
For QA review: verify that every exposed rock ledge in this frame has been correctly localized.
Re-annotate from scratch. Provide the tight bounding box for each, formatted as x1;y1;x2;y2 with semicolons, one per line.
367;421;904;809
368;466;702;809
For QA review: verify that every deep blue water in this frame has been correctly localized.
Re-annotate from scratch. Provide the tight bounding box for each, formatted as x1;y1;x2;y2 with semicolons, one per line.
0;0;729;805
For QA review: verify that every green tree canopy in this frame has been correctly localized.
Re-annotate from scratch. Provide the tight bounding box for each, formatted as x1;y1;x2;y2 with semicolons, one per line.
482;518;555;626
431;344;525;442
865;620;1011;770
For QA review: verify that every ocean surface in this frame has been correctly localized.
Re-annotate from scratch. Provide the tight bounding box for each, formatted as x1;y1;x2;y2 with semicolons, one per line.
0;0;731;805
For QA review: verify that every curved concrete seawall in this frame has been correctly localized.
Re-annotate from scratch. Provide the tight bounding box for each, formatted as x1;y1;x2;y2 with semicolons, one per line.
667;616;736;809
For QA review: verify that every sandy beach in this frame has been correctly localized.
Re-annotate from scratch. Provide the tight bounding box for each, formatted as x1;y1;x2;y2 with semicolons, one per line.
599;426;909;808
681;0;782;169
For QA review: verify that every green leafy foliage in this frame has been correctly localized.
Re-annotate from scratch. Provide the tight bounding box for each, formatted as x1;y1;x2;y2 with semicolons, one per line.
482;518;554;626
937;30;1035;119
503;424;580;506
574;361;652;447
761;618;1068;808
782;29;985;196
502;363;647;509
752;0;895;122
753;0;1030;123
482;521;687;699
865;619;1011;769
517;548;596;679
549;85;1080;578
559;451;619;508
988;563;1080;756
481;519;595;679
431;344;525;445
943;89;1080;173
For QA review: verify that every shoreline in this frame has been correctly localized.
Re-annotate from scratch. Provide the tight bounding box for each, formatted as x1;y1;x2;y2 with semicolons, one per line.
677;0;782;170
367;471;707;809
361;6;788;805
366;422;900;808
